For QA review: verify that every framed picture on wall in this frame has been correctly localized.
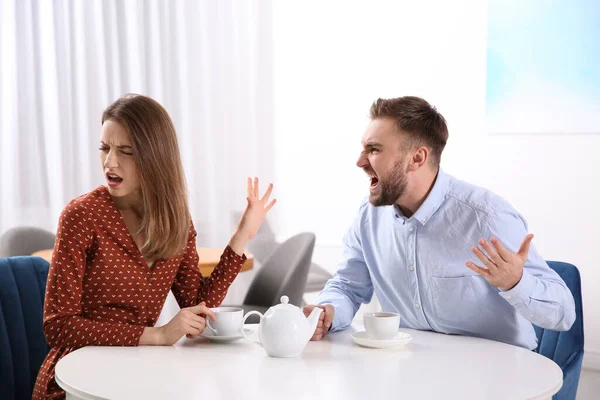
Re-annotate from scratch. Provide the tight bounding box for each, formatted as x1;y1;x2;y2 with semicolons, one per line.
486;0;600;135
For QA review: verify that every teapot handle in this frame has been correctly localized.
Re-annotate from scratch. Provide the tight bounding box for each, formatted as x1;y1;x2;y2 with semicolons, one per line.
242;311;263;346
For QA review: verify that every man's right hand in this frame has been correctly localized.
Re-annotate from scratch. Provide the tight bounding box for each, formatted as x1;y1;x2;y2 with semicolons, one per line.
303;304;335;341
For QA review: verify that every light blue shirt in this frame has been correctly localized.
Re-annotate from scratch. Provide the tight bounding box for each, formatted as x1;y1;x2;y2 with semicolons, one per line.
317;169;575;349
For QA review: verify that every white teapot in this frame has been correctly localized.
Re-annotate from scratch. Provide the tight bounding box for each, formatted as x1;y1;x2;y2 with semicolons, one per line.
242;295;323;358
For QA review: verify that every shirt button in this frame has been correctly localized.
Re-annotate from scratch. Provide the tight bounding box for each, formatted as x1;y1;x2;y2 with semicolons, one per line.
506;295;512;299
408;226;414;232
415;303;420;309
409;265;415;271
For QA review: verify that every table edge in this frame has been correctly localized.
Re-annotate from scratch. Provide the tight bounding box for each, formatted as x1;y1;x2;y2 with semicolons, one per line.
527;377;563;400
55;372;108;400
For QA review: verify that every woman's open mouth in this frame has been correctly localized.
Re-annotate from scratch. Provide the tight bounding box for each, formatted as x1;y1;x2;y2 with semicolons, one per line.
106;172;123;188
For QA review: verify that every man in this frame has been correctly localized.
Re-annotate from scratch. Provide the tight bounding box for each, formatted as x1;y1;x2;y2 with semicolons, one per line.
303;96;575;349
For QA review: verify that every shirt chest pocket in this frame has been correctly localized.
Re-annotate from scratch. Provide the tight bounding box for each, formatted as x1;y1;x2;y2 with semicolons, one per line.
429;275;490;333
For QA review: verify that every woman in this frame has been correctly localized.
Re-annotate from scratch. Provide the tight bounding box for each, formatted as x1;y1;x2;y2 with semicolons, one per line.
33;94;276;399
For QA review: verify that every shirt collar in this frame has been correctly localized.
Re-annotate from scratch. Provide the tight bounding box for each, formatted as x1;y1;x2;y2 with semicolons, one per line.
409;168;450;226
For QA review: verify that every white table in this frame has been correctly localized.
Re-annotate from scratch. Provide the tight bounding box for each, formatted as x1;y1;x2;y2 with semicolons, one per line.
56;324;562;400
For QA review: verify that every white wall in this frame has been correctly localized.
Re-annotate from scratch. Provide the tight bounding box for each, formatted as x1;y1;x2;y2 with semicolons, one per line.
577;370;600;400
272;0;599;371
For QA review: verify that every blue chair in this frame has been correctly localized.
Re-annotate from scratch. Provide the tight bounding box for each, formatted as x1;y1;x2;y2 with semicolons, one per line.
0;257;50;400
533;261;584;400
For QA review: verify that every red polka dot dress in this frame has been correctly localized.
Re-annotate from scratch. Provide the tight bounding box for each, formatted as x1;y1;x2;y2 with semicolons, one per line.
33;186;246;399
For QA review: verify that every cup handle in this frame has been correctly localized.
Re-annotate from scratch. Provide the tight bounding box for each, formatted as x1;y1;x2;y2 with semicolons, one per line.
205;318;217;335
242;311;263;346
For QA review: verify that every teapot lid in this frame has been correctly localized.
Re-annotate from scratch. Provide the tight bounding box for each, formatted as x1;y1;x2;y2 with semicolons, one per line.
272;295;298;311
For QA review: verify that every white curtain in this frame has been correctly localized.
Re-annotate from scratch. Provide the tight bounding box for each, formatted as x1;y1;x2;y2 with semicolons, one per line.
0;0;274;247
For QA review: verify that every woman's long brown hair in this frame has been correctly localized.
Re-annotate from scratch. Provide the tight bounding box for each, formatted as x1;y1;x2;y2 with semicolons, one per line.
102;94;190;260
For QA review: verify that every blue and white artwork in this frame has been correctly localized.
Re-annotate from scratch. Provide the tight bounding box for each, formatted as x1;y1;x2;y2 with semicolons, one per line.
486;0;600;134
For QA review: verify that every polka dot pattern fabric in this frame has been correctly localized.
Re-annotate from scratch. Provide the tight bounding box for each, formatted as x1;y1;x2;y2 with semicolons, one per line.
33;186;245;399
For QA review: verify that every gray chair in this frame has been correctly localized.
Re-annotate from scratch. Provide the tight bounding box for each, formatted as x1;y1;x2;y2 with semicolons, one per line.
0;227;56;258
225;232;316;323
304;264;334;292
231;212;332;293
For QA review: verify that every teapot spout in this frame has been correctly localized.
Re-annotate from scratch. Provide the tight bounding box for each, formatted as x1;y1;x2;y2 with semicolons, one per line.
306;307;323;342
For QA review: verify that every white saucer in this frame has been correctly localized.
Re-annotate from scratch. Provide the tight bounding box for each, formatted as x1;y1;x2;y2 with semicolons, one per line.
351;330;413;349
200;328;252;342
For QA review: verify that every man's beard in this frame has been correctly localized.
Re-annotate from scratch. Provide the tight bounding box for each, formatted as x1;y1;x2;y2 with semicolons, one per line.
369;159;408;207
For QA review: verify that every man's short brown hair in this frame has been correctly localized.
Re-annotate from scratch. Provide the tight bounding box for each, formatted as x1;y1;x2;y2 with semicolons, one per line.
369;96;448;167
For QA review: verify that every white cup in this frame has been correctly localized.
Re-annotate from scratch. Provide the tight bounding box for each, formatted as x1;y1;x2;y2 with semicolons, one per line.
364;312;400;340
206;307;244;337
